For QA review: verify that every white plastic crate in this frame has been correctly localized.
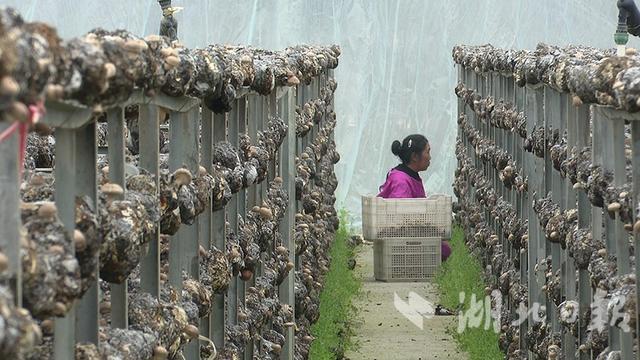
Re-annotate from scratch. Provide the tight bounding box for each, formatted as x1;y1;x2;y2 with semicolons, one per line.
361;194;452;240
373;237;442;282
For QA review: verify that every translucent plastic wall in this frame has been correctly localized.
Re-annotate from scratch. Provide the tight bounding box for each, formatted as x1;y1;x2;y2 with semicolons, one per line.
3;0;638;226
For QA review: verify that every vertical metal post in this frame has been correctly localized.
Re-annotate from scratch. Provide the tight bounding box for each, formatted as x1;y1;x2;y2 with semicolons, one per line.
295;84;305;271
591;107;618;350
594;106;632;358
236;97;250;360
199;105;214;339
258;95;269;353
246;95;261;360
0;121;21;304
53;127;78;359
468;70;477;168
525;85;546;321
605;113;630;275
107;107;128;330
575;104;592;360
75;121;99;345
168;107;201;359
139;104;161;299
278;88;296;360
246;96;259;222
563;94;577;360
168;108;200;287
305;79;312;157
457;65;464;162
631;119;640;360
542;87;558;328
227;101;240;327
268;94;278;178
237;97;248;307
513;80;528;353
211;112;227;350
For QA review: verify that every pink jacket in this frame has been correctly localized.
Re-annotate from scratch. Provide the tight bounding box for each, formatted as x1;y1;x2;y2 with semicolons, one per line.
377;167;426;198
376;165;451;261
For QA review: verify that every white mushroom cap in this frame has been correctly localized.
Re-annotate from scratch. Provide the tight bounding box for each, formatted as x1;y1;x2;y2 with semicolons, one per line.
258;207;273;220
153;346;168;360
74;230;87;252
103;63;117;79
276;246;287;255
607;202;621;213
285;261;294;272
45;84;64;100
0;76;19;96
160;47;178;58
172;168;193;186
287;76;300;86
123;39;149;53
37;202;58;219
101;183;124;197
164;55;181;68
183;324;199;339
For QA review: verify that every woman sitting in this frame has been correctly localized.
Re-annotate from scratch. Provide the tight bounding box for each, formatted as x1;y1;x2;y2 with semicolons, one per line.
377;134;451;261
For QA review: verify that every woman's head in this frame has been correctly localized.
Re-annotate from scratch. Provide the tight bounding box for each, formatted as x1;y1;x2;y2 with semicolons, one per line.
391;134;431;171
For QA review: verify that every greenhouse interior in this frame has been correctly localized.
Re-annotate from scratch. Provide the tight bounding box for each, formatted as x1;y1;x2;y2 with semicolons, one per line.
3;1;640;359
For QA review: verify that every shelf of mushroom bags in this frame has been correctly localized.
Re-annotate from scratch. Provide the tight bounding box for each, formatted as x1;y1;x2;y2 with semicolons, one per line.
295;74;337;139
453;137;527;286
456;77;639;354
455;112;580;360
456;113;527;193
457;71;533;345
453;136;531;355
17;91;341;360
457;66;560;360
456;80;640;236
457;66;640;360
528;194;640;358
17;98;296;360
291;70;340;359
454;43;640;360
455;75;528;259
451;44;618;111
0;7;342;360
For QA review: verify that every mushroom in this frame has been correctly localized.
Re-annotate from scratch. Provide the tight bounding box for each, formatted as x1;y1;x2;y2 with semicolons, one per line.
171;168;192;186
100;183;124;201
73;229;87;252
36;201;57;219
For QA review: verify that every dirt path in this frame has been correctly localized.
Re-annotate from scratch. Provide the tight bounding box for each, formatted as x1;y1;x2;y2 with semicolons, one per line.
344;243;469;360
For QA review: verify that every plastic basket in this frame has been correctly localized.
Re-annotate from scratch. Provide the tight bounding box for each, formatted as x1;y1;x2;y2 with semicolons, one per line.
373;237;442;282
361;195;452;240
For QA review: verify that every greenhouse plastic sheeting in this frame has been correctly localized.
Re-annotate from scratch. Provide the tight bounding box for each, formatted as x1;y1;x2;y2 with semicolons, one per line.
4;0;638;227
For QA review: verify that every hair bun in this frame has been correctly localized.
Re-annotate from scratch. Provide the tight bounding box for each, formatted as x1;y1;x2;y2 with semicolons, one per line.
391;140;402;156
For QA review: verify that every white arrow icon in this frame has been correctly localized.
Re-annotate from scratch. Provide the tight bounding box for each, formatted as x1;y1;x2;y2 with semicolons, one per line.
393;291;435;330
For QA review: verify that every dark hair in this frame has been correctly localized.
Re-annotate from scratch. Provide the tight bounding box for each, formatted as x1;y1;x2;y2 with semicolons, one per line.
391;134;429;164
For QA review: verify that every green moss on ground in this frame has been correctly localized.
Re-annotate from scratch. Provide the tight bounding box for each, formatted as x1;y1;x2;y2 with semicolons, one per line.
309;211;361;359
436;226;503;360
